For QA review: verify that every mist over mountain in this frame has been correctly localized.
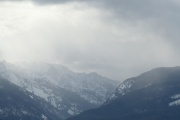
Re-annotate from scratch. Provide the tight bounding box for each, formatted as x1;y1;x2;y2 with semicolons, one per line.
1;0;180;120
67;67;180;120
0;61;119;119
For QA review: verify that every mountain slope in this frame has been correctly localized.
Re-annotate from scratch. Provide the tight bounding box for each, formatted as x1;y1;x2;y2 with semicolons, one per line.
67;67;180;120
0;77;63;120
0;61;119;119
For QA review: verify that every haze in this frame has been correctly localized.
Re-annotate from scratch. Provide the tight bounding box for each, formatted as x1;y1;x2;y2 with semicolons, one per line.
0;0;180;80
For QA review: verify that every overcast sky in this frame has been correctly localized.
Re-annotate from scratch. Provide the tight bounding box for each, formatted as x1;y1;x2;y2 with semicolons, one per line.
0;0;180;80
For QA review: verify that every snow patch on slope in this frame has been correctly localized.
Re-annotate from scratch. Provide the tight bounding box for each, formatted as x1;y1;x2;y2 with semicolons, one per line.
169;94;180;106
42;114;48;120
68;109;74;116
108;79;134;101
117;80;133;95
171;94;180;99
169;99;180;106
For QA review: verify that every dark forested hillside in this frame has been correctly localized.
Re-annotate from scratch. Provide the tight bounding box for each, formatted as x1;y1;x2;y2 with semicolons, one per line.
67;67;180;120
0;78;63;120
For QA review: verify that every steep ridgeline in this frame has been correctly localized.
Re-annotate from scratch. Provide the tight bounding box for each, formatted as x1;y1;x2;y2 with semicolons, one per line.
0;78;62;120
0;61;119;119
67;67;180;120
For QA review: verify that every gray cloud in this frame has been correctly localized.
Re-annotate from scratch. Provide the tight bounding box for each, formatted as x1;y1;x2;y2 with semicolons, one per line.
1;0;180;80
96;1;180;37
31;0;74;5
92;0;180;56
30;0;180;46
0;0;87;4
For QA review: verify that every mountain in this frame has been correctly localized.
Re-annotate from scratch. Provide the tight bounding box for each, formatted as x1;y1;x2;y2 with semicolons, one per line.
0;61;119;119
67;67;180;120
0;77;62;120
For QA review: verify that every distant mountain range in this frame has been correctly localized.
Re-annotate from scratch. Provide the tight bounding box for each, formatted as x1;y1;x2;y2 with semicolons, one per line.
2;61;180;120
67;67;180;120
0;61;119;120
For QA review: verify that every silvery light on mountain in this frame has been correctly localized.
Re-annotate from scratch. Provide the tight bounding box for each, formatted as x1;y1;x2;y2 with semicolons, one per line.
0;61;119;119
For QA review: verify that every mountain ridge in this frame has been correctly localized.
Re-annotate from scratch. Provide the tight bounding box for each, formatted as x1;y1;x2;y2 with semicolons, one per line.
0;61;119;119
67;66;180;120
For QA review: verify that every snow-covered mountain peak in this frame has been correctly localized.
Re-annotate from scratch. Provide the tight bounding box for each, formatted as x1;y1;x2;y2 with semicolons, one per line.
107;66;180;103
0;61;119;119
